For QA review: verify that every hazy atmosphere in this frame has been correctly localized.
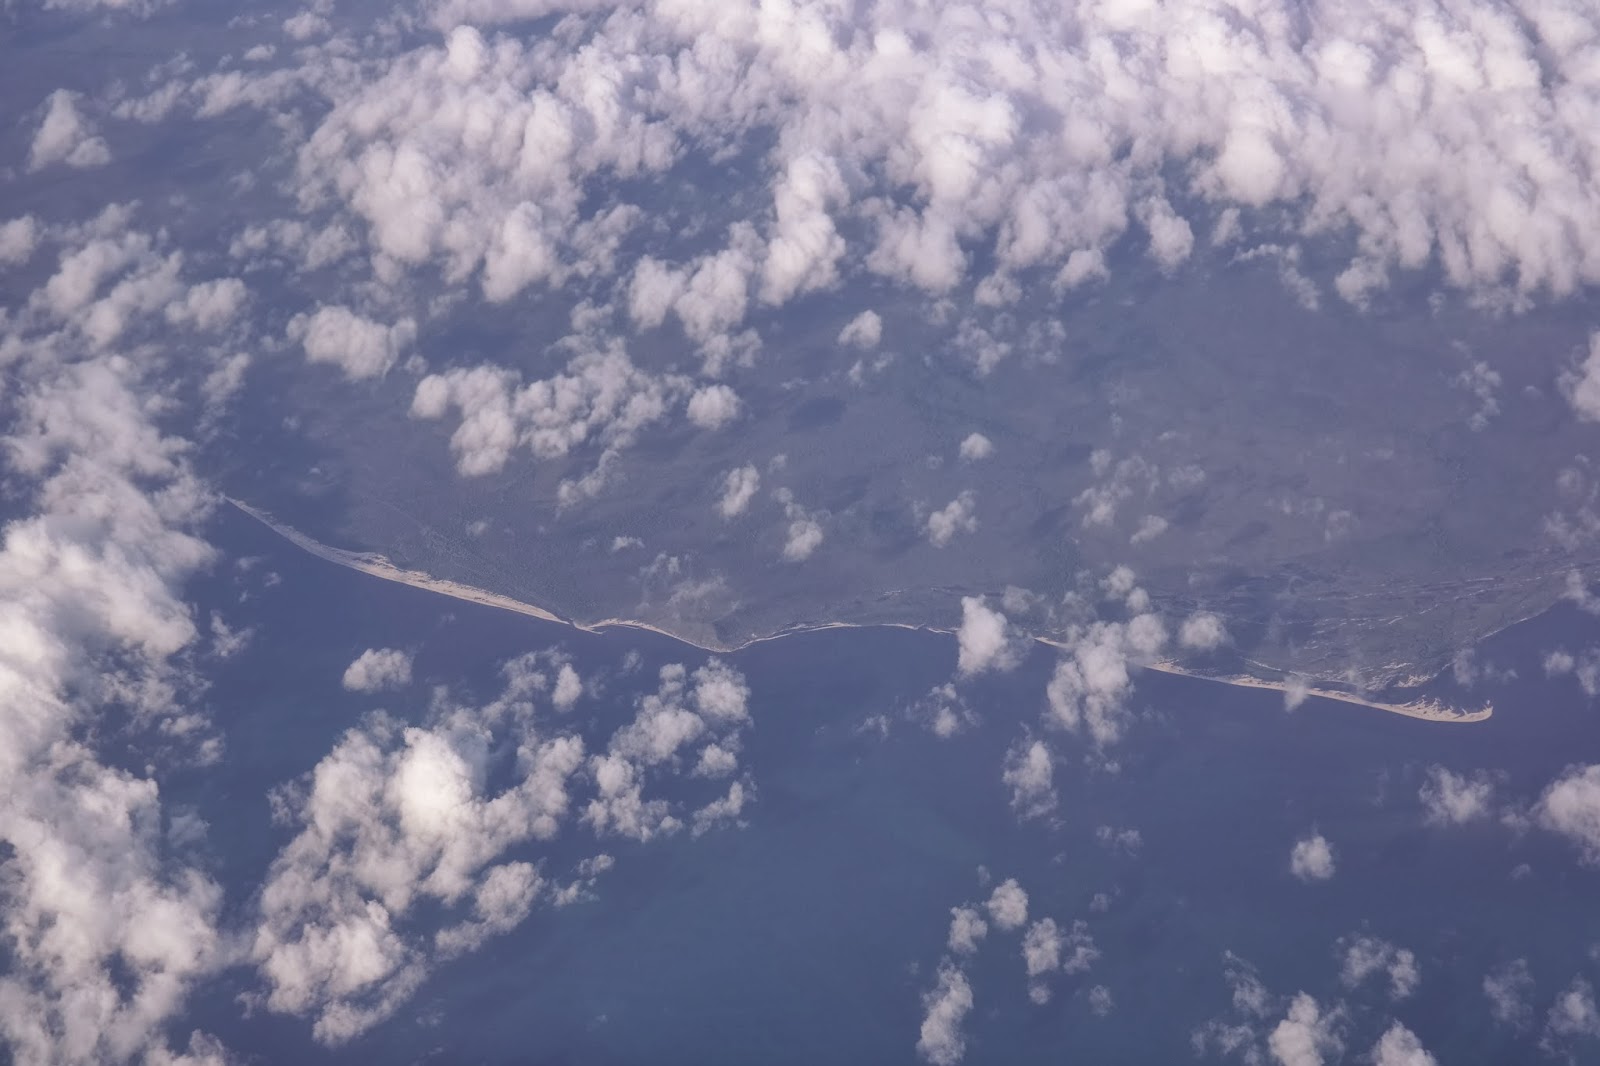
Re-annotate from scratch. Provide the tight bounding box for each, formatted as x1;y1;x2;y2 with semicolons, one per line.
4;0;1600;1062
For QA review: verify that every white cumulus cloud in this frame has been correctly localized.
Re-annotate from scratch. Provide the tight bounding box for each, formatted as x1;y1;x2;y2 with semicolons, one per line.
1290;834;1336;882
342;648;414;692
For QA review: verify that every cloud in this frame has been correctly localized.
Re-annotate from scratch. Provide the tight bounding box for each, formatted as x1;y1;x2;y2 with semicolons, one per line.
1060;921;1101;975
1483;959;1534;1027
258;651;754;1042
774;489;825;561
1338;936;1419;1000
985;879;1028;932
175;0;1600;371
28;90;110;172
411;341;688;480
691;779;753;836
1418;766;1495;825
1369;1023;1437;1066
911;682;974;738
782;517;824;560
957;433;993;462
686;384;742;430
584;660;754;841
1562;334;1600;422
1545;977;1600;1047
1130;515;1168;544
1022;917;1061;1003
837;309;882;349
434;861;543;957
1537;764;1600;862
927;491;978;547
956;596;1018;676
1045;607;1167;747
552;663;583;710
1095;826;1142;856
1284;675;1311;711
0;217;40;266
342;648;414;692
0;218;245;1064
947;906;988;956
289;305;416;381
717;465;761;519
917;964;973;1066
1290;834;1336;882
1002;739;1056;818
1178;611;1229;651
1267;994;1342;1066
253;709;586;1043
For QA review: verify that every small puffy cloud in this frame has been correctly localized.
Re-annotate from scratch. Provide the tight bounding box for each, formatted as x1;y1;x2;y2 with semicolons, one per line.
1060;921;1100;975
283;10;330;40
166;277;248;332
341;648;413;692
1046;611;1167;747
1130;515;1168;544
1095;826;1143;855
686;384;741;430
1561;334;1600;423
1284;675;1311;711
1483;959;1534;1027
1140;196;1194;271
552;663;583;711
1369;1023;1437;1066
290;306;416;381
956;596;1018;676
1546;977;1600;1044
718;465;761;518
693;743;739;778
435;862;542;958
1340;936;1419;1000
1178;611;1229;652
917;964;973;1066
775;489;825;561
1184;611;1228;653
783;515;825;561
0;216;40;266
927;491;978;547
691;779;752;837
838;309;882;349
692;658;750;724
1537;764;1600;862
1267;994;1342;1066
29;90;110;171
947;906;988;956
1563;571;1600;614
584;659;752;842
411;345;685;479
913;683;974;738
1419;766;1495;825
1289;834;1336;882
985;879;1028;932
1002;739;1055;819
1088;985;1114;1016
1546;650;1577;676
958;433;993;461
1023;917;1061;1003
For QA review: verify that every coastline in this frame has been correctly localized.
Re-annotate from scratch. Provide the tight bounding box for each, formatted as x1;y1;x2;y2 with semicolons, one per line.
226;498;1492;725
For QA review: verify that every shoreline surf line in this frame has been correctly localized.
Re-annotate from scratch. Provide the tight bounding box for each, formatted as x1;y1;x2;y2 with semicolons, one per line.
227;497;1491;724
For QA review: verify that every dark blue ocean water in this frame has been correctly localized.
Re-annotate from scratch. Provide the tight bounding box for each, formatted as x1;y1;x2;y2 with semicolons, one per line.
164;506;1600;1064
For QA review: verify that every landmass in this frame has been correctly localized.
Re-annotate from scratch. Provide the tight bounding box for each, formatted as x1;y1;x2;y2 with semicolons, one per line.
228;498;1492;724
